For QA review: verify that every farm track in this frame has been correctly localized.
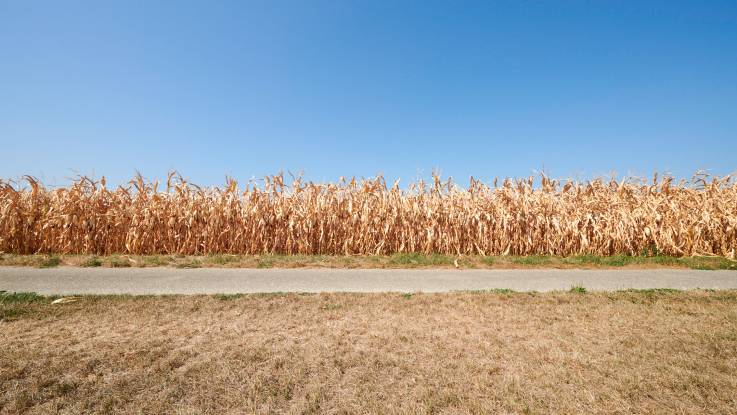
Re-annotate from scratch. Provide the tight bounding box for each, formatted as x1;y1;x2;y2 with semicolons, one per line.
1;267;736;294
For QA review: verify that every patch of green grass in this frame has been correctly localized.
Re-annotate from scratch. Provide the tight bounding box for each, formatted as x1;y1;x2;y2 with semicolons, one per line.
601;255;635;266
257;257;275;268
402;293;414;299
108;256;131;268
0;291;45;303
251;292;291;298
649;256;681;266
0;291;47;321
560;254;737;270
82;256;103;267
38;255;61;268
680;257;737;271
207;254;238;265
3;253;735;270
561;254;635;267
567;254;667;268
142;255;172;267
213;293;246;301
569;285;587;294
388;253;454;267
510;255;554;266
689;263;717;270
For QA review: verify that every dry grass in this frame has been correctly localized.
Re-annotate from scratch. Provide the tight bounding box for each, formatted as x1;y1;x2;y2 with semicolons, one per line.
2;290;737;414
1;172;736;257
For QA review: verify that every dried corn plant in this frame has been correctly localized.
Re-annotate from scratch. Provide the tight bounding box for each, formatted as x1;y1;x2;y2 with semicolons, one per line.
1;172;735;257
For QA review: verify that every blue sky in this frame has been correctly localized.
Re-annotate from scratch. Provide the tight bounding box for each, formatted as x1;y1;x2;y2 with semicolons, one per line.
1;1;736;186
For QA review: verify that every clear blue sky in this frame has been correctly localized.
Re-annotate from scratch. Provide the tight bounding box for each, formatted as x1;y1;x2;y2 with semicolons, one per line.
2;1;736;186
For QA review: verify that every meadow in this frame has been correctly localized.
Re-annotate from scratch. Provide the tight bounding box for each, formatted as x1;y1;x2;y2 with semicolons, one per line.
1;172;736;258
2;289;736;414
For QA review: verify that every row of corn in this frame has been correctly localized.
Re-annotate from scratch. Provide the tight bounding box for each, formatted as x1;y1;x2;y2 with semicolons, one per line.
1;172;735;257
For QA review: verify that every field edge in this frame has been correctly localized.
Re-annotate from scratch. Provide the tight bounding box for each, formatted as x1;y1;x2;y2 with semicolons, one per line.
1;252;736;270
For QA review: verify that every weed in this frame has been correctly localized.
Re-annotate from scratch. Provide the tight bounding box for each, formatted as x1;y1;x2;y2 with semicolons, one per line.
82;256;103;267
208;254;238;265
600;255;632;266
38;255;61;268
511;255;553;266
143;256;172;266
570;285;587;294
213;294;245;301
389;253;454;266
0;291;45;303
175;259;202;269
257;257;275;268
0;291;46;321
650;256;680;266
108;256;131;268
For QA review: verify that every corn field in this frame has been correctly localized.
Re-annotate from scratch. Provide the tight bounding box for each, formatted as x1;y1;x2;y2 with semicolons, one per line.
1;172;736;257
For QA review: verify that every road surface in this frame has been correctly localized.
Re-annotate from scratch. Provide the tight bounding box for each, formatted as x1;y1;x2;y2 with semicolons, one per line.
0;267;736;295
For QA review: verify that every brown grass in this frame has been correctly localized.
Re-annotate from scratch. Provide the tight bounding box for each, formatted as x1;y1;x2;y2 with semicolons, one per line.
1;172;737;257
2;290;737;414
